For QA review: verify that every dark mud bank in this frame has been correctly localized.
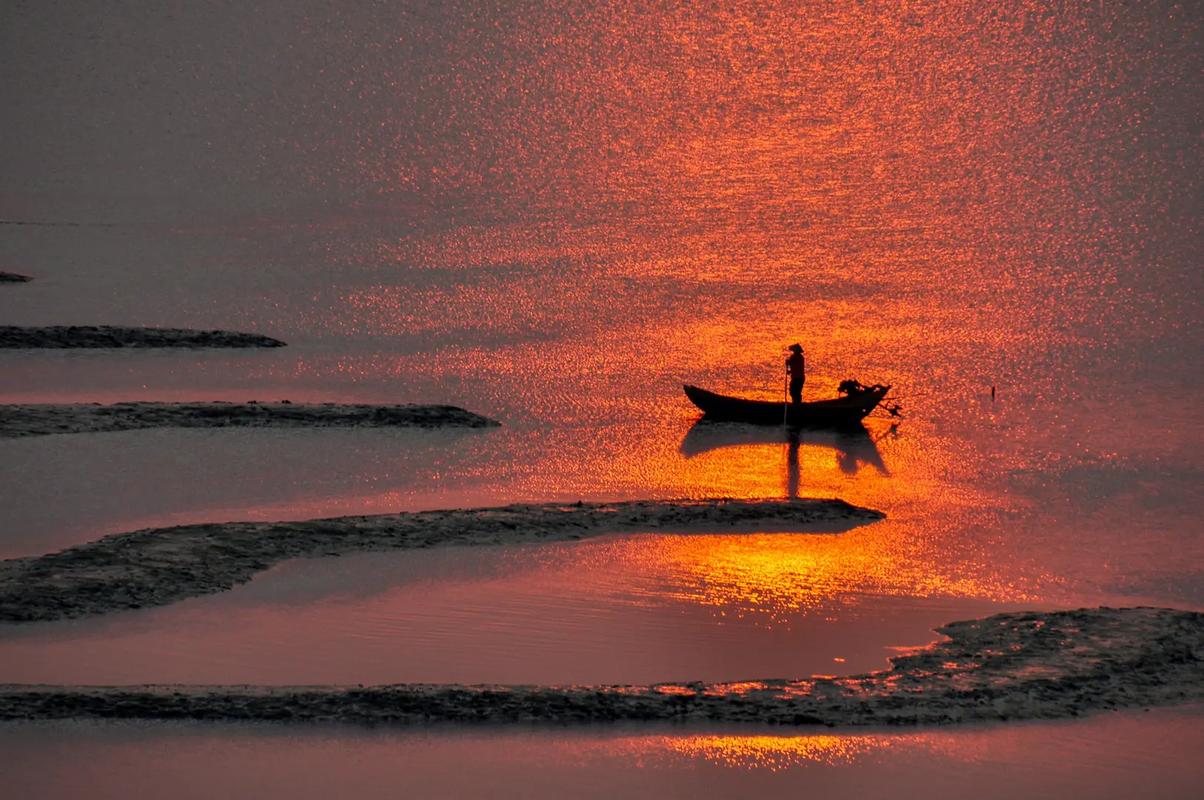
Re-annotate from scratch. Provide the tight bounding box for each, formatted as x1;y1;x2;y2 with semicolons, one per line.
2;608;1199;727
0;402;499;438
0;499;882;622
0;325;285;348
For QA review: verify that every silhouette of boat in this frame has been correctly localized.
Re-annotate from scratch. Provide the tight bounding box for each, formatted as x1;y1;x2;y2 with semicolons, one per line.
683;383;890;427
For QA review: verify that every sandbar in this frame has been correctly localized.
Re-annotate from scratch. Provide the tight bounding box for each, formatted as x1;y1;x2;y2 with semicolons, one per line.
1;607;1197;726
0;498;882;622
0;325;285;348
0;402;499;438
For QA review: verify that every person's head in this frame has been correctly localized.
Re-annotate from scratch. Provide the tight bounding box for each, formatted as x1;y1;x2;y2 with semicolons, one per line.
788;343;803;353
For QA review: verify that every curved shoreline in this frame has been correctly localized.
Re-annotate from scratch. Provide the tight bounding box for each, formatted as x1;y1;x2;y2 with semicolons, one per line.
0;325;285;348
0;402;499;438
0;498;883;623
1;608;1199;726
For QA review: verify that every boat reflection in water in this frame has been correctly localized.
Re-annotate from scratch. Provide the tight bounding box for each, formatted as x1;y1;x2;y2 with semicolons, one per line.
680;420;890;498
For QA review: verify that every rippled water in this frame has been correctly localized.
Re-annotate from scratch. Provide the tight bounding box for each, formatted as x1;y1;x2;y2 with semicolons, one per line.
1;0;1201;794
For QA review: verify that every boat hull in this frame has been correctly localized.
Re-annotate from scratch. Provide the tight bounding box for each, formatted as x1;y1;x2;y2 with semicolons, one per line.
682;383;889;428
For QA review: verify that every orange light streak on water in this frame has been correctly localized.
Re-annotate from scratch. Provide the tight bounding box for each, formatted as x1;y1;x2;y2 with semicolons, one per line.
654;733;891;770
631;531;1030;625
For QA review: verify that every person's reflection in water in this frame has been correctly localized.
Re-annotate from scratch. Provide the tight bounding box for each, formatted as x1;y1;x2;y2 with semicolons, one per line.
786;429;801;499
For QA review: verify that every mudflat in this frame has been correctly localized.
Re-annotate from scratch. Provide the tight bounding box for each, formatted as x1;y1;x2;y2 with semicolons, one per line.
0;498;883;622
0;402;500;438
2;608;1198;727
0;325;285;348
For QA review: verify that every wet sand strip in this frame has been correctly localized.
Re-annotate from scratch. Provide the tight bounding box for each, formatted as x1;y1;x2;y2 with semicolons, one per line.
0;402;500;438
0;325;285;348
0;499;881;623
1;608;1198;726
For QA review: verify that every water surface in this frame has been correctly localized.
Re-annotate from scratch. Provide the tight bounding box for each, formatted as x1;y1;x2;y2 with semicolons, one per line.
1;0;1200;793
4;707;1204;800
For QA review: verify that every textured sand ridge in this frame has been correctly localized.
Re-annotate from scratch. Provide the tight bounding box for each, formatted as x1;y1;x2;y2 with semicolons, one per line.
0;498;883;622
0;325;285;348
2;608;1198;726
0;402;500;438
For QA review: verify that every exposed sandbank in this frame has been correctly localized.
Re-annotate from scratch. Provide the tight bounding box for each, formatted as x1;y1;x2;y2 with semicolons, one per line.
0;498;882;622
0;325;285;348
0;272;31;282
0;402;499;438
1;607;1198;726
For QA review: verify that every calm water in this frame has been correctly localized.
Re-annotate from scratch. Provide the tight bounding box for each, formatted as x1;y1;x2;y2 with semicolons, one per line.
5;707;1204;800
1;0;1201;795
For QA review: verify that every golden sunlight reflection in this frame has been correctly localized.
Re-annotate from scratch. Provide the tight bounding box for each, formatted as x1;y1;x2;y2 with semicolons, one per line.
674;434;893;502
141;284;1066;615
660;734;889;771
647;707;1190;776
592;732;901;771
234;299;1063;616
620;529;1037;626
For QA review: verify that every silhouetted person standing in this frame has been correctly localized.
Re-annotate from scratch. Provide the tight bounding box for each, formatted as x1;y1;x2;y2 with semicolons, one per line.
786;343;806;405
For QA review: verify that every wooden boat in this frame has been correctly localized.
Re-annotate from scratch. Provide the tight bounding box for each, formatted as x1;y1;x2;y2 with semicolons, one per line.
683;382;890;428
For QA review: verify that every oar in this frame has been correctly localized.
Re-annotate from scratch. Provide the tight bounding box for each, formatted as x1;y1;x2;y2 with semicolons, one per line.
782;369;789;427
